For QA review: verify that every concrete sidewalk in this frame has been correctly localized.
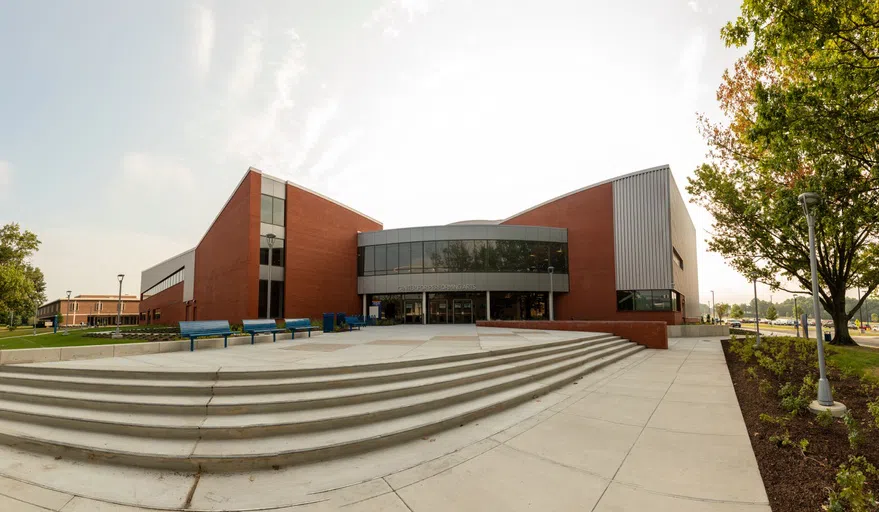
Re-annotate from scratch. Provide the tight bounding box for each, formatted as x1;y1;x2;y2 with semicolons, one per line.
0;336;769;511
384;336;770;512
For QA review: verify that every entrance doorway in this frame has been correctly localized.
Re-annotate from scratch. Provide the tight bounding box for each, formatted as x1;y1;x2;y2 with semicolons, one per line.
429;300;448;324
453;299;474;324
404;300;423;324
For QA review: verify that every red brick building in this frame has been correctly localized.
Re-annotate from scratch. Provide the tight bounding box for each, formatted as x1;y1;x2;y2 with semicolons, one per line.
141;165;699;326
38;295;140;327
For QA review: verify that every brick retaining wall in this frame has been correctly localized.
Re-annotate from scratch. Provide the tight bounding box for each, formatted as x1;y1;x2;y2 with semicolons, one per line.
476;320;668;349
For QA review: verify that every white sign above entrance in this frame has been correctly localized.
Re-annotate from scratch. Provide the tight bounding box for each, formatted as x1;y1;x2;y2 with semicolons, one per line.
398;284;477;292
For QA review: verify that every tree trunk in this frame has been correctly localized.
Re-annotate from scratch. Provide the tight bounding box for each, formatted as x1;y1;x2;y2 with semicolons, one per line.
829;296;857;346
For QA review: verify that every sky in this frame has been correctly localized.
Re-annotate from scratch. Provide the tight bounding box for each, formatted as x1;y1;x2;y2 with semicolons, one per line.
0;0;779;307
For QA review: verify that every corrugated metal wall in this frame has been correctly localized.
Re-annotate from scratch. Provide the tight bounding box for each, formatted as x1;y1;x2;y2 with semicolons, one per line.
669;172;701;318
612;167;673;290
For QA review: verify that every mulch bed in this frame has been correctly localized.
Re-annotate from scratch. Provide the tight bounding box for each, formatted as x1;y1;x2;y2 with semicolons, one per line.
722;339;879;512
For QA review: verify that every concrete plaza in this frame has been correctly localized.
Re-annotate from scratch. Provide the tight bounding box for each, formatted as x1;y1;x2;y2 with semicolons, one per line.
0;327;769;511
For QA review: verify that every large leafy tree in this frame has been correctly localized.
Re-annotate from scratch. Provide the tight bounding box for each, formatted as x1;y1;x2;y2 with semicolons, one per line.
688;0;879;345
0;224;45;322
716;303;730;320
731;304;744;318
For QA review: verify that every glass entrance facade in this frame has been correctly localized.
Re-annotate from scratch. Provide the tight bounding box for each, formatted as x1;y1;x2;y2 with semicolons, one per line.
366;291;548;324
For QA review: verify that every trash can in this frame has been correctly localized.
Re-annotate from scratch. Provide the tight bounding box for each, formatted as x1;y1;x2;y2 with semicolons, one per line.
322;313;336;333
824;332;831;342
336;313;346;326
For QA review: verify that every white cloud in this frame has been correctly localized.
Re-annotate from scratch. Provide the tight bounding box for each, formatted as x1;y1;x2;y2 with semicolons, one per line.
120;152;195;190
678;28;708;103
194;4;215;77
687;0;701;13
364;0;437;36
227;26;263;99
0;161;11;192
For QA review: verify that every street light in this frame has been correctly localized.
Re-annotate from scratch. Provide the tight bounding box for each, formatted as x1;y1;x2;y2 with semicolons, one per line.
794;294;800;338
265;234;276;319
798;192;845;414
64;290;71;336
113;274;124;339
753;279;761;347
710;290;715;324
548;265;554;321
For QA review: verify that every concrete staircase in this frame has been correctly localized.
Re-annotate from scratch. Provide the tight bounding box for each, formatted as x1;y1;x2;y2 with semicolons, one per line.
0;334;644;472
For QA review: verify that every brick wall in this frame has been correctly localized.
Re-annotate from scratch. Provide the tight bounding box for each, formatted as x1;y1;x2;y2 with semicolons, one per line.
476;320;668;349
139;282;186;326
284;185;382;321
193;171;261;324
503;183;683;325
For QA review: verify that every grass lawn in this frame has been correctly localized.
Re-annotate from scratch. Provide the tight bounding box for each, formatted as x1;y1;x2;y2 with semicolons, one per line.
0;327;55;339
0;327;150;350
827;344;879;382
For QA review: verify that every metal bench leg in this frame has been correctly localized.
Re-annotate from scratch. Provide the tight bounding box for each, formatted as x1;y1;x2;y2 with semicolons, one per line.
251;333;255;345
272;332;276;342
190;337;195;352
308;329;311;338
224;335;229;348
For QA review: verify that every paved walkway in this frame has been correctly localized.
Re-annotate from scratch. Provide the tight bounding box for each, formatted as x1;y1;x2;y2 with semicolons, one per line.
0;334;769;511
28;324;588;370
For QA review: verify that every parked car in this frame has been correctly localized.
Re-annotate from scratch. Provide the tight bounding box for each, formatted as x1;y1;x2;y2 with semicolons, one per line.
730;320;742;328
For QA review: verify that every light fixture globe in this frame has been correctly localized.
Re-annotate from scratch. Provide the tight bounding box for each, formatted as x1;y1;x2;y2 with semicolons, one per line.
798;192;820;207
117;274;125;283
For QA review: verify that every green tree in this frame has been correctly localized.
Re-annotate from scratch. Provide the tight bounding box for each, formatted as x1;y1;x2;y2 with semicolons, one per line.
688;1;879;345
0;224;44;319
872;313;878;323
766;304;778;321
731;304;744;319
715;303;730;321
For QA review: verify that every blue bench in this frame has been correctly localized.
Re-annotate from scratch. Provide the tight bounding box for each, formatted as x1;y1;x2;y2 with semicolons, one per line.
179;320;234;352
242;319;285;344
344;315;367;330
285;318;315;337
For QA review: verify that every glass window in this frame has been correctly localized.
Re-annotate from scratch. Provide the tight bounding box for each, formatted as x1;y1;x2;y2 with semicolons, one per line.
410;242;423;272
374;245;387;275
435;240;449;272
551;243;568;273
423;241;436;272
529;242;550;273
272;197;285;226
261;195;273;224
260;247;269;265
399;243;411;274
364;246;374;276
634;290;652;311
271;246;284;266
387;243;399;273
485;240;498;271
653;290;672;311
357;247;364;276
473;240;486;271
446;240;473;272
258;280;285;319
617;291;634;311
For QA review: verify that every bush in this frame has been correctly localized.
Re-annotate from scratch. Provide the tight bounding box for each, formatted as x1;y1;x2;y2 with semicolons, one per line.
815;409;835;429
825;456;878;512
842;413;864;451
778;375;815;415
867;399;879;430
6;325;15;331
758;379;774;396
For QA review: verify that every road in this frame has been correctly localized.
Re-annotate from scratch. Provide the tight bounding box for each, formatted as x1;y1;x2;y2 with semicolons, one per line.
750;326;879;349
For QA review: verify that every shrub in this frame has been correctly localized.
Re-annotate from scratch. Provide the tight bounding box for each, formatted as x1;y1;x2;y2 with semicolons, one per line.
842;413;864;451
867;399;879;430
825;456;879;512
798;438;809;455
778;375;815;415
769;430;793;448
758;379;773;396
6;325;15;331
759;413;791;426
746;367;758;380
815;410;835;429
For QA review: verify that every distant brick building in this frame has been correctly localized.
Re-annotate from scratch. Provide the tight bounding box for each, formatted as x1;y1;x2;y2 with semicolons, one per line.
38;295;140;327
140;165;700;326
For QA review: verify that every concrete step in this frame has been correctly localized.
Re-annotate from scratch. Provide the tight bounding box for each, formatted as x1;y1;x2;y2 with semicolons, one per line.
0;337;627;415
0;335;621;396
0;342;644;471
0;342;635;438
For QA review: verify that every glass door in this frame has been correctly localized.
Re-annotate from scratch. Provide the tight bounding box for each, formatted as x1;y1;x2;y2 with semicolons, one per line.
404;300;423;324
453;299;474;324
429;300;448;324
